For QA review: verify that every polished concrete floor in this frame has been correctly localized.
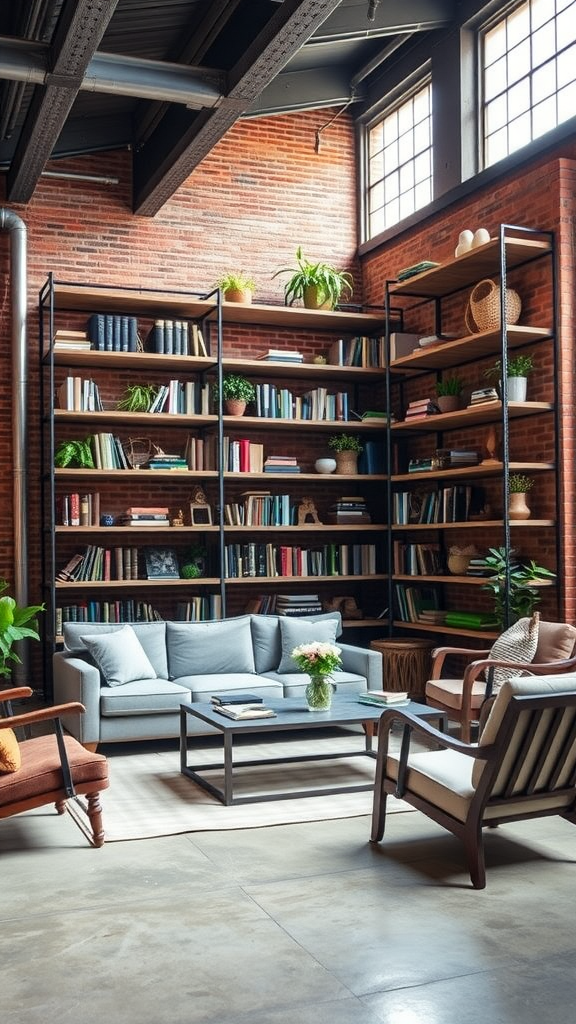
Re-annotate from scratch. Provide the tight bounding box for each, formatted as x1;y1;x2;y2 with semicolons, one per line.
3;789;576;1024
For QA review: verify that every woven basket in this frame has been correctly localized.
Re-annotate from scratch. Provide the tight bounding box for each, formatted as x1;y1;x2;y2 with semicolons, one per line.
465;278;521;334
122;437;152;468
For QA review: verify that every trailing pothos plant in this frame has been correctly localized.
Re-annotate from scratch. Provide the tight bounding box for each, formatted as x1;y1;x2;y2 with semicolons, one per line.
54;438;95;468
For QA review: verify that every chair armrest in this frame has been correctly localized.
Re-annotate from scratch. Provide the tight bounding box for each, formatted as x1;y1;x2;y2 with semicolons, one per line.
0;686;33;701
0;701;85;729
430;646;491;678
338;643;383;690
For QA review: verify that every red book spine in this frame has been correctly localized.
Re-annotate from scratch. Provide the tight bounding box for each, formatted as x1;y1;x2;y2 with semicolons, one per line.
238;438;251;473
70;492;80;526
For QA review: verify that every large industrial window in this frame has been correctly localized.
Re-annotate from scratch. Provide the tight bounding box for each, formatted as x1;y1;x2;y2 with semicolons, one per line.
366;80;432;238
482;0;576;168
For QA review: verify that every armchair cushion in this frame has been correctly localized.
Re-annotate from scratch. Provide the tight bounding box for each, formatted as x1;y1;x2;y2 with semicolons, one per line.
486;613;539;688
80;624;156;687
0;727;21;773
425;678;486;711
277;616;339;673
534;621;576;663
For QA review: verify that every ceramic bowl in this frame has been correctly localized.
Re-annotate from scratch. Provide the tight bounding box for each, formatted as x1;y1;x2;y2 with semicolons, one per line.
315;458;337;474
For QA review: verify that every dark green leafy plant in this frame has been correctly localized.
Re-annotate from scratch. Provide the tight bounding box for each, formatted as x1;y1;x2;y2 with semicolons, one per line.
484;353;534;380
272;246;354;308
116;384;158;412
477;546;555;625
328;433;363;453
0;579;44;677
212;373;256;403
436;376;463;396
54;439;95;468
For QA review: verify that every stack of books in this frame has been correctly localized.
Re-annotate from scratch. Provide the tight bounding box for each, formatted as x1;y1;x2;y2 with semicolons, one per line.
263;455;300;473
117;506;170;527
147;453;188;471
53;329;91;352
327;496;371;524
212;703;277;720
436;448;480;467
257;348;304;363
466;556;494;577
404;397;439;420
275;593;323;616
357;689;409;707
408;457;434;473
444;611;499;630
468;386;499;406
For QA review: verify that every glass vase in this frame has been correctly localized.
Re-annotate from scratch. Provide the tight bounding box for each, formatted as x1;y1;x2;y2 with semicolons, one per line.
306;675;333;711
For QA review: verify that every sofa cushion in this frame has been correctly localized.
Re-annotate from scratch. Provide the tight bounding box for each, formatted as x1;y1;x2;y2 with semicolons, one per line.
167;617;255;679
264;669;366;698
63;621;168;679
177;673;284;701
251;612;342;674
80;624;157;687
276;616;339;673
100;678;190;715
0;727;21;773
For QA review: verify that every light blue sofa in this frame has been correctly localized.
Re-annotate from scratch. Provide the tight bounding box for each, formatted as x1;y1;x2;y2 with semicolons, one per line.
52;613;382;747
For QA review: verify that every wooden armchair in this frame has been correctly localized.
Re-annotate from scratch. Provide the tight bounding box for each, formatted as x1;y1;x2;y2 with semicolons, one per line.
425;620;576;742
371;674;576;888
0;687;109;846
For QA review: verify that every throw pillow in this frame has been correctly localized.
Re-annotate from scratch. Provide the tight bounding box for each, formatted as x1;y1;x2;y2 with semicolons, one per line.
166;617;255;679
277;617;339;674
533;621;576;664
486;612;540;692
80;624;157;687
0;727;21;773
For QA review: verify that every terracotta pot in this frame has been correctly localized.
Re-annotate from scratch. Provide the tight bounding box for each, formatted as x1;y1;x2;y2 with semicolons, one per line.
436;394;461;413
224;399;247;416
303;285;333;310
224;288;253;304
509;492;531;520
335;450;359;475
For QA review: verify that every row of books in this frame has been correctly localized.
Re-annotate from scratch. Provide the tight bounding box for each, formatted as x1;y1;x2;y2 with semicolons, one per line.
394;583;442;623
57;545;140;583
57;376;103;412
223;542;379;579
253;383;350;421
328;335;386;368
146;319;208;356
222;437;264;473
57;492;101;527
223;492;295;527
175;596;223;621
393;485;485;525
147;380;211;416
88;314;139;352
56;602;163;632
392;541;443;576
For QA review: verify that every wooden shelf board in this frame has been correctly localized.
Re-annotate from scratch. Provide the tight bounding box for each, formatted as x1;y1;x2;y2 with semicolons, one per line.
47;283;387;330
390;519;555;530
393;574;555;586
50;350;216;371
222;524;385;532
224;471;387;481
54;468;219;478
55;577;222;589
392;401;553;432
55;525;220;534
224;574;388;584
222;415;386;432
54;410;217;427
393;461;554;483
389;237;551;298
223;357;385;381
389;326;551;373
342;618;389;628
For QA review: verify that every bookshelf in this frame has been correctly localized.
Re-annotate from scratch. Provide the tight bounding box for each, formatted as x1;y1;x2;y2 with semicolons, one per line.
40;276;390;687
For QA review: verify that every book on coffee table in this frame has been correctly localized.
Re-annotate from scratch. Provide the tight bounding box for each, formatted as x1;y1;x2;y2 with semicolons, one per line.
211;693;264;705
213;704;277;720
357;690;409;707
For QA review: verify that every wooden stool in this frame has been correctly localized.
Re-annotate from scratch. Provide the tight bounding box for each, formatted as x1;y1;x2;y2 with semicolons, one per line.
370;637;436;700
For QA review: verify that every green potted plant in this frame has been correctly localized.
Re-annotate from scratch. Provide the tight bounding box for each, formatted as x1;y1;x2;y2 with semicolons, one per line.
435;376;463;412
477;546;555;626
508;473;535;520
116;384;158;412
272;246;354;309
213;373;256;416
484;353;534;402
215;272;256;304
328;433;363;474
54;438;95;468
0;579;44;678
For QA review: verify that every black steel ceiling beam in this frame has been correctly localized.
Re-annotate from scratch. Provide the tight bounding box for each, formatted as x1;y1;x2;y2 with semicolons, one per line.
132;0;345;217
312;0;455;43
6;0;119;204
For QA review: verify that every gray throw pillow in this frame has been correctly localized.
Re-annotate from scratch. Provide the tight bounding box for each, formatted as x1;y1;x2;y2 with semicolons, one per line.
167;617;255;679
80;623;156;687
277;617;339;674
251;612;342;674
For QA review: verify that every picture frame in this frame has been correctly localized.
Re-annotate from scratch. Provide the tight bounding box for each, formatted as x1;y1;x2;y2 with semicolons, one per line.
190;503;212;526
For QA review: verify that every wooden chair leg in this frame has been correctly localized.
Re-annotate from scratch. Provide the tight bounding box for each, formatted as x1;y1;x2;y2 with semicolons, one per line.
463;822;486;889
65;791;106;847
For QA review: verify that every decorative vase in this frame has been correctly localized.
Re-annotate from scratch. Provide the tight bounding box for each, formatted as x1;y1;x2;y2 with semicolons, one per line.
509;492;531;520
224;398;247;416
315;457;337;474
455;229;474;257
335;450;358;475
306;675;333;711
506;376;528;402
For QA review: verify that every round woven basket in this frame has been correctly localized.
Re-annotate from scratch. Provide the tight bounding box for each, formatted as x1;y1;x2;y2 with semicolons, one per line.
465;278;521;334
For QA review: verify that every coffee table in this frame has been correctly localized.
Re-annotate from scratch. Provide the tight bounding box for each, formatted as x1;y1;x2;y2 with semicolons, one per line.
179;696;447;805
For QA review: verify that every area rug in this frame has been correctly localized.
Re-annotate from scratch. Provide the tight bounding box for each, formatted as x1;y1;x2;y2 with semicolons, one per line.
100;729;411;842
